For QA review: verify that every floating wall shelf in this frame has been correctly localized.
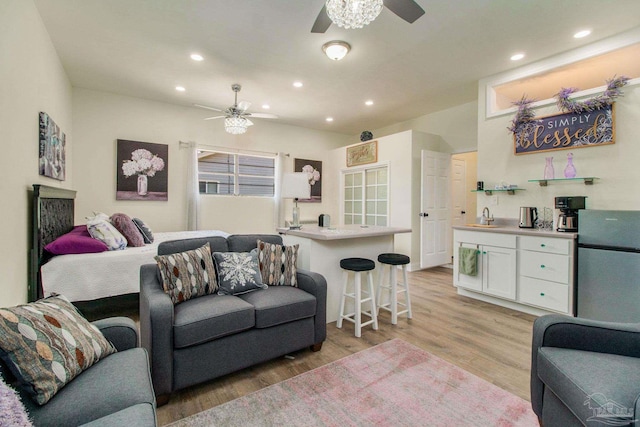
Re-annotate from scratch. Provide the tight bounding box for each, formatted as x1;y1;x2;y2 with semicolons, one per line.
471;189;524;196
528;177;599;187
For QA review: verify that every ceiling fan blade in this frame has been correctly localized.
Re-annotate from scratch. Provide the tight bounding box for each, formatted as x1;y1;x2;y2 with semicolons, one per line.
237;101;251;112
246;119;254;126
384;0;425;23
248;113;279;119
203;115;226;121
194;103;223;112
311;5;332;33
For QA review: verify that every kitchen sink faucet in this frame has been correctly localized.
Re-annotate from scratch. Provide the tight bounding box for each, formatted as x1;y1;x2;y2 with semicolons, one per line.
481;207;494;225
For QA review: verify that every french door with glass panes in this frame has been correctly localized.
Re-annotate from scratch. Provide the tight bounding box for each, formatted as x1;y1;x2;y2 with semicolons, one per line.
343;166;388;226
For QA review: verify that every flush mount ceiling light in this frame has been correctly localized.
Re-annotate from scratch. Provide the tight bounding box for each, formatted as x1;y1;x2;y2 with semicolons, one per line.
325;0;383;29
322;41;351;60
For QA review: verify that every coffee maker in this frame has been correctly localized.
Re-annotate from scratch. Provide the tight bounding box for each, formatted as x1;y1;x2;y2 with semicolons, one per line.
555;196;586;232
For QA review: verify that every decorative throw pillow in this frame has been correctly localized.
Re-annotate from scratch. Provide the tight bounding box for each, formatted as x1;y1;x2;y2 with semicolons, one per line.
132;218;154;244
0;377;33;426
155;243;218;304
44;225;109;255
86;214;127;250
213;249;267;295
110;213;145;247
0;295;116;405
257;240;299;287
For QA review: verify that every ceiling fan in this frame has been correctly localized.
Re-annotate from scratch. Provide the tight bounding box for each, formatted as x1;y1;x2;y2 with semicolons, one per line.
311;0;425;33
194;84;278;134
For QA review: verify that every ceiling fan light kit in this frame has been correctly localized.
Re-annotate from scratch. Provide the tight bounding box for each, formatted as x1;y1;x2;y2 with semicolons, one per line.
224;117;249;134
325;0;383;29
322;41;351;60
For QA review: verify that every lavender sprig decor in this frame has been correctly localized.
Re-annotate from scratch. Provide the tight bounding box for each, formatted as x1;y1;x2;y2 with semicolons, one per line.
508;95;538;134
555;76;630;114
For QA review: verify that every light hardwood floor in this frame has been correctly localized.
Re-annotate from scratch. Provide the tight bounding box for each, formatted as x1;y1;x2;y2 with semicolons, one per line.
155;266;537;425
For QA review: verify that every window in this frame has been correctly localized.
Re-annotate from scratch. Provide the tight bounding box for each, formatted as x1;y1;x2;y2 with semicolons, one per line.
343;166;388;226
198;151;275;196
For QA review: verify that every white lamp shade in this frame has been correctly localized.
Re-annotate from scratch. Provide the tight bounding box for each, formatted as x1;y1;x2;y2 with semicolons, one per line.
281;173;311;199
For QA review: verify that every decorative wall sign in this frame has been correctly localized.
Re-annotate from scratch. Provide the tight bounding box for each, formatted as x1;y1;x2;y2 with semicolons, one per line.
514;104;615;155
347;140;377;167
116;140;168;200
39;112;66;181
294;158;322;202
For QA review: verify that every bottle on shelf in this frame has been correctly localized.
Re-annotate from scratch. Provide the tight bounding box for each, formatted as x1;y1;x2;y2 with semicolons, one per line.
543;157;555;180
564;153;577;178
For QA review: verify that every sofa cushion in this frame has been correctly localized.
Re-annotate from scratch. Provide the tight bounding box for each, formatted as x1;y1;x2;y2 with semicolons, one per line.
257;239;299;287
0;295;116;405
538;347;640;425
79;403;156;427
238;286;316;328
21;348;154;426
213;250;267;296
155;243;218;304
227;234;282;252
158;236;228;256
173;294;255;349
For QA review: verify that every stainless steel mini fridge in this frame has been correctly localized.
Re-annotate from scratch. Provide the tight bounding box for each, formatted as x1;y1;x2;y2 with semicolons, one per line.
577;210;640;322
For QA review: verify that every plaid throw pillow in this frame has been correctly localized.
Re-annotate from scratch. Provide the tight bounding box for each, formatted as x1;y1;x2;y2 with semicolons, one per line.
257;239;299;286
155;242;218;304
0;295;116;405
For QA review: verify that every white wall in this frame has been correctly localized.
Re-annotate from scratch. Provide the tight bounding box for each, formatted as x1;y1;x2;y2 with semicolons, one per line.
368;101;479;153
478;76;640;221
72;88;349;234
0;0;73;306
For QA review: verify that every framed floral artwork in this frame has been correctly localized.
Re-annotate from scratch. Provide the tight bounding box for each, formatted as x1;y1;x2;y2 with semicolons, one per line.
116;139;168;201
294;158;321;202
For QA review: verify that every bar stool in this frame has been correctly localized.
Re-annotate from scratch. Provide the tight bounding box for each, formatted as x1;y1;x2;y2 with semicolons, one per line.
376;253;412;324
337;258;378;338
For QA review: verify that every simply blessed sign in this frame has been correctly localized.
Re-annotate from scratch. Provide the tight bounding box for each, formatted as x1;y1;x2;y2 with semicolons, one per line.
514;104;615;155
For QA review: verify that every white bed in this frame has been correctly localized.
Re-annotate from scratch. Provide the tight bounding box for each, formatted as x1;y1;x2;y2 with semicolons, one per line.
41;230;229;302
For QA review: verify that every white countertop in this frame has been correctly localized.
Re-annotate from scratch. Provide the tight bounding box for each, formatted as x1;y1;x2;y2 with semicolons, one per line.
453;224;577;239
277;225;412;241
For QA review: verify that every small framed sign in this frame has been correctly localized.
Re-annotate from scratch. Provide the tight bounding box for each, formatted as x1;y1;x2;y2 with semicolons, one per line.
347;140;377;167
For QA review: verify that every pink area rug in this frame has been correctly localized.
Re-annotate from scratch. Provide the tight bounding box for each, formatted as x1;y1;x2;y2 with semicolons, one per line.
168;339;538;426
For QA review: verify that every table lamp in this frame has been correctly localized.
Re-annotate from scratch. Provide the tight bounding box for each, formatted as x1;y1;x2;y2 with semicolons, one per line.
281;172;311;229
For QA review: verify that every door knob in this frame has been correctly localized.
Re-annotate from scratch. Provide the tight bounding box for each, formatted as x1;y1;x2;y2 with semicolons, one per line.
461;210;466;214
419;212;429;217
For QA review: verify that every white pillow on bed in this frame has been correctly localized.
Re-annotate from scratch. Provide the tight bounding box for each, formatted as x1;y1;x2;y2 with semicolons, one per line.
86;213;127;250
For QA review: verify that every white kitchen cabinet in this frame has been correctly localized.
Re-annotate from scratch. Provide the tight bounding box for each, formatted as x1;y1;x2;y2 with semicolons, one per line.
453;230;517;301
453;228;575;316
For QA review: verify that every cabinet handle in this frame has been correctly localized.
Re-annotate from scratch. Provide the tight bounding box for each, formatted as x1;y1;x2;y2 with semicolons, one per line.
540;244;546;247
540;292;545;296
540;265;546;268
483;251;487;255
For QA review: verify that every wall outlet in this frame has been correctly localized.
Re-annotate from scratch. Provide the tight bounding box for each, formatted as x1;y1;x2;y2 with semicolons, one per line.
490;195;498;206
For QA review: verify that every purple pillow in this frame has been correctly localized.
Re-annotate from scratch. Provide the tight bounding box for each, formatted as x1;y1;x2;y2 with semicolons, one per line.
110;213;145;247
44;225;109;255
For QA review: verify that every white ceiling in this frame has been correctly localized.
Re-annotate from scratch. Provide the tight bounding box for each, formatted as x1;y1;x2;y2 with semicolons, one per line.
33;0;640;135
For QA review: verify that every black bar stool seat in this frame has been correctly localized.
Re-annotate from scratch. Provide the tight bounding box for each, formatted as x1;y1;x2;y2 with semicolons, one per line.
378;253;410;266
340;258;375;272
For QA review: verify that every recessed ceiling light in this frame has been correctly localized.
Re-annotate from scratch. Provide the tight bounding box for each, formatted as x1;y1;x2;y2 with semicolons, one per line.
326;117;334;122
175;86;186;92
190;53;204;61
510;53;525;61
262;104;270;109
365;100;374;106
574;30;591;39
293;81;303;88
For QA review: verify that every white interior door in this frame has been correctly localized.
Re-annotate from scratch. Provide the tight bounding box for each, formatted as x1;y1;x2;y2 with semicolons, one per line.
451;158;467;227
420;150;451;269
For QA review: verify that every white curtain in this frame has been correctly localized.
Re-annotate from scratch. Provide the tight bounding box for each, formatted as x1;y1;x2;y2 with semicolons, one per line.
185;141;200;230
273;152;287;229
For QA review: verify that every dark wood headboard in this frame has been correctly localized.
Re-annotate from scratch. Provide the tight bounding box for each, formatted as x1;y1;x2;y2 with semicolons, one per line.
29;184;76;302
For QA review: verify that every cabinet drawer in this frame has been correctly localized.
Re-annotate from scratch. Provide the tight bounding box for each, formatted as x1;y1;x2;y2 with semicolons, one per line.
454;230;516;249
519;251;569;283
519;236;570;255
519;276;569;313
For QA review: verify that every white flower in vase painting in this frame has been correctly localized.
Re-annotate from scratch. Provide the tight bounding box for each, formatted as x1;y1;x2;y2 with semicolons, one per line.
302;164;320;185
122;149;165;177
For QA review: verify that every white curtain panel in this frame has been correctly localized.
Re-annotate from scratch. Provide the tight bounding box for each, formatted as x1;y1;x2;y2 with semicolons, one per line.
273;152;287;229
185;142;200;231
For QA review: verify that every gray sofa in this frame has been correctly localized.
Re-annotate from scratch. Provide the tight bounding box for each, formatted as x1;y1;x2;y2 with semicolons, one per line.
0;317;156;427
531;314;640;426
140;234;327;404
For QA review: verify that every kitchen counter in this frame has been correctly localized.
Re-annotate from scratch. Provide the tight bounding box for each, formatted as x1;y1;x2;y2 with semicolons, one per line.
277;224;412;240
453;224;577;239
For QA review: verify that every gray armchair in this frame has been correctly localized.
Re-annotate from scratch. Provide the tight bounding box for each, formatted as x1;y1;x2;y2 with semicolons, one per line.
531;314;640;427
